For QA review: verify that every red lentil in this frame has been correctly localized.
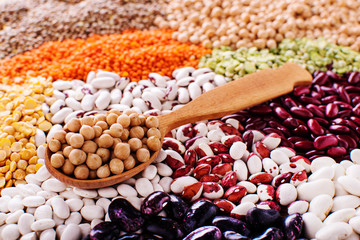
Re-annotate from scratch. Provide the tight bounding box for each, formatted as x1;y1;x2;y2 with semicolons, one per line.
0;29;211;84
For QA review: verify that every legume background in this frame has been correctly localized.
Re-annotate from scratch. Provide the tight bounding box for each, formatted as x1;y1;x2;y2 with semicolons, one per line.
1;0;360;239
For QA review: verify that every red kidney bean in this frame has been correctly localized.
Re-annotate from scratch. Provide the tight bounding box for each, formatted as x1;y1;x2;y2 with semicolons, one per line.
292;125;309;136
345;85;360;92
331;118;347;125
242;131;255;149
325;103;339;118
350;116;360;126
245;121;267;131
338;109;352;118
304;149;325;157
307;119;324;135
248;172;273;184
336;135;357;149
221;171;237;189
290;107;313;118
337;86;351;103
279;137;294;149
348;72;360;84
352;96;360;106
350;128;360;142
283;118;300;128
306;104;325;118
321;95;339;104
346;120;359;131
283;97;298;109
294;140;314;151
353;103;360;116
313;134;338;149
313;117;330;127
326;70;343;80
320;86;337;95
246;117;263;124
313;84;325;97
221;113;248;122
293;86;310;96
334;101;353;110
268;121;291;136
249;105;273;115
329;124;350;134
299;96;321;105
274;107;291;120
263;128;286;139
327;146;347;158
288;136;308;143
313;71;328;85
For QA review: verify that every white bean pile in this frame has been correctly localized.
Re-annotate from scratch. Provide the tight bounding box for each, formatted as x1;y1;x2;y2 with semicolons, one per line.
1;67;360;239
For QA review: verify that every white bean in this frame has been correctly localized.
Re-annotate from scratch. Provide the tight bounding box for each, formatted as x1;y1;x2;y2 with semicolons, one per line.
53;80;72;91
53;89;66;100
34;205;53;220
214;74;227;86
86;71;96;84
52;197;70;219
41;178;66;192
135;178;154;197
176;76;195;87
64;110;85;124
50;99;66;114
116;184;137;198
80;205;105;221
308;194;333;221
95;90;111;110
297;179;335;201
177;87;190;104
195;72;215;86
188;82;202;100
110;88;122;104
18;213;35;235
202;82;215;92
120;91;134;106
91;77;116;89
1;224;20;240
302;212;324;239
192;68;212;78
142;92;162;110
31;219;55;231
315;222;352;240
97;187;118;198
60;223;82;240
132;98;149;112
65;97;82;111
40;229;56;240
324;208;356;224
310;156;336;173
52;107;73;124
64;212;82;225
65;199;84;212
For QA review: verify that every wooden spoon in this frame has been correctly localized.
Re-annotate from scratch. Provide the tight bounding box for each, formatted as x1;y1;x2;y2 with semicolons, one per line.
45;62;313;189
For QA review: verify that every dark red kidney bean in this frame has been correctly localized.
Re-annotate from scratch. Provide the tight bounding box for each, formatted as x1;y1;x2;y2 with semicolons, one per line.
263;128;286;138
212;216;251;236
299;96;321;105
352;96;360;106
331;118;347;125
283;97;298;109
243;131;255;149
320;86;337;95
280;137;295;148
309;154;326;160
283;118;300;128
337;86;351;103
326;70;343;80
306;104;325;118
141;191;170;216
274;107;292;120
314;135;338;149
321;95;338;104
337;137;349;149
249;104;273;115
307;119;325;135
288;136;308;143
350;116;360;126
263;115;278;122
245;121;267;130
292;125;309;136
246;117;264;124
246;208;281;231
294;140;314;151
348;72;360;84
183;200;219;233
327;146;347;158
290;107;313;118
283;213;303;240
268;121;291;136
337;135;357;149
305;149;325;157
311;91;322;99
350;129;360;142
313;71;329;85
338;110;352;118
223;231;251;240
145;216;184;240
183;226;222;240
333;101;353;110
329;125;350;134
345;85;360;93
353;103;360;116
293;86;310;96
313;84;325;97
325;103;339;118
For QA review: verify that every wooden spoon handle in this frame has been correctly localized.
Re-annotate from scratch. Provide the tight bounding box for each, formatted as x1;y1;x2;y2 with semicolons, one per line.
159;62;313;133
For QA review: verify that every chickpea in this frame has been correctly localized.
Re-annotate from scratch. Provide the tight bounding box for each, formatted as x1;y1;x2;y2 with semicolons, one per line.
93;125;103;138
94;114;107;122
74;165;89;180
62;159;75;175
139;115;146;125
124;155;136;170
65;132;75;145
117;114;131;128
147;136;162;152
86;153;102;170
129;126;145;139
145;116;159;128
108;109;121;116
48;139;61;153
96;148;111;163
109;158;124;175
109;123;123;138
69;134;84;148
97;164;111;178
66;118;81;132
106;113;118;126
112;138;122;148
80;125;95;140
123;109;137;115
50;153;65;168
128;138;142;151
95;121;109;131
114;143;130;160
82;141;97;153
129;113;141;126
89;170;97;179
82;116;96;126
53;130;67;144
68;149;86;165
136;148;150;163
97;134;114;148
63;146;73;158
120;129;130;141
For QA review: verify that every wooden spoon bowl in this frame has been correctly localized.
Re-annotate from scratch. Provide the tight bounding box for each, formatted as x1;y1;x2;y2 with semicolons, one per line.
45;63;313;189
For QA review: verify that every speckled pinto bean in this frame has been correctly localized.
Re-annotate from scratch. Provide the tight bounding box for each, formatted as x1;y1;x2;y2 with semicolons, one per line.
48;111;161;180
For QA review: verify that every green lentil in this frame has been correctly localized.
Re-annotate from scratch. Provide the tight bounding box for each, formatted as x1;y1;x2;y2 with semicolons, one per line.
199;38;360;79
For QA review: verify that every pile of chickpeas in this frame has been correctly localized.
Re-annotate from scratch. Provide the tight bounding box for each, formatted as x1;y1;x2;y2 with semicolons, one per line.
155;0;360;51
47;109;162;180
